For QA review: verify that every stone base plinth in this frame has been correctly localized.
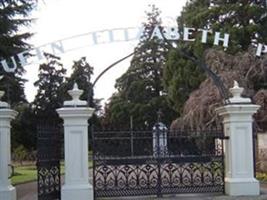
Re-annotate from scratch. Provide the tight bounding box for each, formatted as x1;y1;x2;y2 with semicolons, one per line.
0;186;16;200
62;184;93;200
225;178;260;196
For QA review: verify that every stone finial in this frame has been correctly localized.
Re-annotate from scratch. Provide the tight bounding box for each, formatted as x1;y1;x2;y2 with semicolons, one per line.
68;83;82;100
233;80;239;88
64;82;87;107
229;80;251;103
0;90;8;108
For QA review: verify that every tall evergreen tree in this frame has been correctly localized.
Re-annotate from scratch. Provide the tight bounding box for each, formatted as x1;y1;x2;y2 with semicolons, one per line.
32;53;66;120
103;5;177;129
0;0;36;106
11;103;36;150
63;57;95;107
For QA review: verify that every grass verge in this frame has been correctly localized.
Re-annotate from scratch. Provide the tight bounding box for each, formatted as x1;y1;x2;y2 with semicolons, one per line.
11;164;65;185
11;161;94;185
11;165;37;185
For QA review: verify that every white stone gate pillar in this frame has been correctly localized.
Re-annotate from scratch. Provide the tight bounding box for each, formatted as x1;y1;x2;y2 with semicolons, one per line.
0;91;17;200
57;83;94;200
216;81;260;196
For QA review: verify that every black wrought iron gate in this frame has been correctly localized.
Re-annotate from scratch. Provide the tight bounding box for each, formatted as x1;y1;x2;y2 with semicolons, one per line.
37;122;61;200
92;124;225;199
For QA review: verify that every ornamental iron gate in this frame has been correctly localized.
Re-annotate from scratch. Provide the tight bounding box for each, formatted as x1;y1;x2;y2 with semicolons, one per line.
92;123;226;199
37;122;62;200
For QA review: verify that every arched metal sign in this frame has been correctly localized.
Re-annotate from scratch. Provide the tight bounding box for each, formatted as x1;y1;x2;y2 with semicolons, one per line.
2;24;267;105
89;22;267;104
1;25;267;73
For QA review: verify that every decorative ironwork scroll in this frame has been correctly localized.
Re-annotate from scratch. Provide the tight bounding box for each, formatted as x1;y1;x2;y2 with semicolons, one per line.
92;126;225;199
37;122;61;200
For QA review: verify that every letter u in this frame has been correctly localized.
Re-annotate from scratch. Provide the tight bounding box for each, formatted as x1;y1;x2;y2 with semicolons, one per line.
1;57;17;73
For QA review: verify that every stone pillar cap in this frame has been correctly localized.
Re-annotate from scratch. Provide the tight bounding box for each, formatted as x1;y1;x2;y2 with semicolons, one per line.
0;90;9;108
229;81;251;104
64;82;87;107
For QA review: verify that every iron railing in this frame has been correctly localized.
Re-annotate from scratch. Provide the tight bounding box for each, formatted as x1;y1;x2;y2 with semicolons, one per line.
92;125;226;199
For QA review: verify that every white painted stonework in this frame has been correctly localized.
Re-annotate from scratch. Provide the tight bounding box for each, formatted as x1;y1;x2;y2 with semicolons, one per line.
57;83;95;200
0;91;18;200
64;83;87;107
216;81;260;196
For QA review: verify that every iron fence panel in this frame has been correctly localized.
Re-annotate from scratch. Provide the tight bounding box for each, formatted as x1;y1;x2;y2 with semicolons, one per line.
92;127;225;199
37;122;61;200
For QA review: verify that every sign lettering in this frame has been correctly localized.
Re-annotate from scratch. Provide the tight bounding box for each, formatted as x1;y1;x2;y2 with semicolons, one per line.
0;25;266;72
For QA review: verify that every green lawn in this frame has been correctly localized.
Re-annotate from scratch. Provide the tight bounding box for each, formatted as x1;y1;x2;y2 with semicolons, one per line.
11;161;92;185
11;165;37;185
11;164;65;185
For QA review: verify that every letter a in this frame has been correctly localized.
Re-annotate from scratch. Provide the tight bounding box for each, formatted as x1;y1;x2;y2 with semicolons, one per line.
150;26;164;40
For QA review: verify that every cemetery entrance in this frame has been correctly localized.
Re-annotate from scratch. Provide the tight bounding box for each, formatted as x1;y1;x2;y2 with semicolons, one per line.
92;123;226;199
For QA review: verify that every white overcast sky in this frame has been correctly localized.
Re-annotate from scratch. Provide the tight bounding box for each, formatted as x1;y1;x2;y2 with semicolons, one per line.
24;0;187;103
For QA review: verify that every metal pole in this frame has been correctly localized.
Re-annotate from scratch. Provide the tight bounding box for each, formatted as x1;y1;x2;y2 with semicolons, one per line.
156;123;162;197
130;115;134;156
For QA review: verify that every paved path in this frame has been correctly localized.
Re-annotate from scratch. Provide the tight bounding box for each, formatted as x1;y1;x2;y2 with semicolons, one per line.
16;181;37;200
16;182;267;200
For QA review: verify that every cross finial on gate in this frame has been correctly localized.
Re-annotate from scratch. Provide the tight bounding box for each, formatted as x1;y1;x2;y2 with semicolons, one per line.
157;109;163;123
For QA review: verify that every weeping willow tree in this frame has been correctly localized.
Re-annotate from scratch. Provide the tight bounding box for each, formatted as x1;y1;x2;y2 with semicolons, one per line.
171;48;267;130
